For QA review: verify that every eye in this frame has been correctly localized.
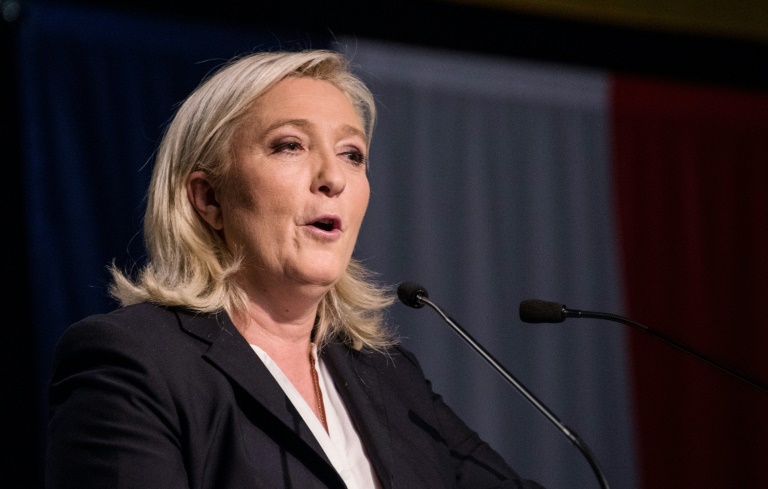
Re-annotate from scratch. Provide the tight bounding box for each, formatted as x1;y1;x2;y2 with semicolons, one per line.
271;140;303;154
341;149;367;167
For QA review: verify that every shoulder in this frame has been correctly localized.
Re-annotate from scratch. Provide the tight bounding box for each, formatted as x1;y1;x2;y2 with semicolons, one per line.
52;303;228;378
362;344;424;375
324;340;432;395
61;302;228;344
49;303;237;421
55;304;173;356
325;340;422;370
67;302;181;334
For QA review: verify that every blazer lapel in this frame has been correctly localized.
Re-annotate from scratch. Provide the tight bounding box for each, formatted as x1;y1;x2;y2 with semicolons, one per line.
176;309;342;485
322;342;395;489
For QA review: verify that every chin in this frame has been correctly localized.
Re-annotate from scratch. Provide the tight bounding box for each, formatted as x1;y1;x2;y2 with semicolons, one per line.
302;254;349;278
292;268;344;290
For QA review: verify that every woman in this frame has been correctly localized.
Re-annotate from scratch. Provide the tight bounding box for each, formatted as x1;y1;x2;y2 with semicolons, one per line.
46;50;544;489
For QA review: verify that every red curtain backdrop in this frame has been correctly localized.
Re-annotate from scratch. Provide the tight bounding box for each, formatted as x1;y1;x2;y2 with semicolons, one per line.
612;76;768;488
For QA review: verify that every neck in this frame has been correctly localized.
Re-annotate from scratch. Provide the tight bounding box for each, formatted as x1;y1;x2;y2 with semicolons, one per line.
233;278;329;354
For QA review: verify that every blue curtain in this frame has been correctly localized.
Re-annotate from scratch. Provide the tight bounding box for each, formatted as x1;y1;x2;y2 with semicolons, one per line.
342;39;638;489
18;3;326;482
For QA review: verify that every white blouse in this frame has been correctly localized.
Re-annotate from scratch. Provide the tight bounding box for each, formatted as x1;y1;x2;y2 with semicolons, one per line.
250;344;380;489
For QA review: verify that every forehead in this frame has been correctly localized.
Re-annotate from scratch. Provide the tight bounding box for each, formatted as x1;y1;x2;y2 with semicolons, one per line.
250;77;363;131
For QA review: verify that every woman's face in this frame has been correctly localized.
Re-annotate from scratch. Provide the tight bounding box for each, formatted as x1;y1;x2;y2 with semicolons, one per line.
216;77;370;296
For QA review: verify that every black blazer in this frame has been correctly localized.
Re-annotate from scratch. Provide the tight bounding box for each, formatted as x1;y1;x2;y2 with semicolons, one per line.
46;303;544;488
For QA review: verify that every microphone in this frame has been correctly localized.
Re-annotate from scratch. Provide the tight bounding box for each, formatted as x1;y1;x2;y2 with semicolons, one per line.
519;299;567;323
398;282;610;489
397;281;428;309
519;299;768;393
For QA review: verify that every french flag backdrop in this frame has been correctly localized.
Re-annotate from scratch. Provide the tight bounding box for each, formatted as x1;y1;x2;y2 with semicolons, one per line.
18;3;768;488
612;78;768;487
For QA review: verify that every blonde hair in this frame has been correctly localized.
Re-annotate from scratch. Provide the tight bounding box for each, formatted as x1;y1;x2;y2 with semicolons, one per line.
110;50;394;350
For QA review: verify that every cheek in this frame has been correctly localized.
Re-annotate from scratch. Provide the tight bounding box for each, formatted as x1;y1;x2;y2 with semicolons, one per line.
225;167;293;216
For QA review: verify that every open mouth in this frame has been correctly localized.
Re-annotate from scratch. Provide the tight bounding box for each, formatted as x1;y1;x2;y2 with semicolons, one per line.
311;218;337;232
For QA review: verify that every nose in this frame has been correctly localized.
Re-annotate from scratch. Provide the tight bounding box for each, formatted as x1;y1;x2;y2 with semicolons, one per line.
311;148;346;197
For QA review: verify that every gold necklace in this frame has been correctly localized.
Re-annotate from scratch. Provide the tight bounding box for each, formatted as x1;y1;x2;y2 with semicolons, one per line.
309;345;328;431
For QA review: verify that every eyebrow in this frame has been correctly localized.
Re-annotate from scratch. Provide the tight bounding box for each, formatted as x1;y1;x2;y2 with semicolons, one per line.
262;118;367;142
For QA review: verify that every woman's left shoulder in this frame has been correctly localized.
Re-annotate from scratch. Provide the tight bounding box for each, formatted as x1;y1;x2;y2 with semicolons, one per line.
369;343;423;370
326;341;428;383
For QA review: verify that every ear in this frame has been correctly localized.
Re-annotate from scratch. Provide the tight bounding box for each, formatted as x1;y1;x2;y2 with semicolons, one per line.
186;170;224;230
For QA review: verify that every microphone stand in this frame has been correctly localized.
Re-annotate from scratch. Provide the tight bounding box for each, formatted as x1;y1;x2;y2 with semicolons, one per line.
416;294;611;489
562;307;768;393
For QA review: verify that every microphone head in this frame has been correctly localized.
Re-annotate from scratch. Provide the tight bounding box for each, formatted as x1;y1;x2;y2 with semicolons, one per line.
519;299;566;323
397;282;429;309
